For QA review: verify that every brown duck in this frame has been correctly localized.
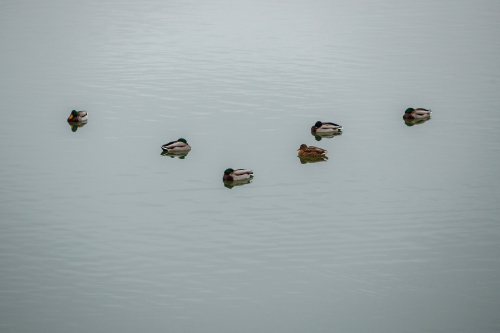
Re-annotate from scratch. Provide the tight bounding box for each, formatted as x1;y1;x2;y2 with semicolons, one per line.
297;144;328;157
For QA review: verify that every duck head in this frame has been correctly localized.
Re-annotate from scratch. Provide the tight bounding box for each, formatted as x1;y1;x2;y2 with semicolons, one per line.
178;138;187;143
224;168;234;175
68;110;78;120
298;144;307;151
405;108;414;114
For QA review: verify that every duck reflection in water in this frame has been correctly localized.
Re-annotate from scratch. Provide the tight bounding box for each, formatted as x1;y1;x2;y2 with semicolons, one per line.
298;155;328;164
404;118;431;127
67;121;87;132
223;178;253;189
403;108;431;120
161;150;190;159
311;131;342;141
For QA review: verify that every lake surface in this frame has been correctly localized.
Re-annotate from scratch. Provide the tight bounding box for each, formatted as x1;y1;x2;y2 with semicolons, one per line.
1;0;500;332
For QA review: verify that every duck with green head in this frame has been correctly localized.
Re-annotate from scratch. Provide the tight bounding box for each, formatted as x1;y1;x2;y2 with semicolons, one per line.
161;150;190;159
403;108;431;119
68;122;87;132
67;110;88;123
161;138;191;152
311;121;342;133
223;168;253;181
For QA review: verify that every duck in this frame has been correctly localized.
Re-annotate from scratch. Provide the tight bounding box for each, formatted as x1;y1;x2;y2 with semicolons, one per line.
297;144;327;157
311;121;342;133
223;168;253;181
67;110;88;122
403;108;432;119
161;138;191;152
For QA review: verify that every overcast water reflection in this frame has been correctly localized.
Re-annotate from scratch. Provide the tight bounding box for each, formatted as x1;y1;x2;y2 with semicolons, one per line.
311;131;343;141
403;118;432;127
1;0;500;332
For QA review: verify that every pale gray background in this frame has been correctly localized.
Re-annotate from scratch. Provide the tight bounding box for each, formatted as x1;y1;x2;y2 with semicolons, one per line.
1;0;499;332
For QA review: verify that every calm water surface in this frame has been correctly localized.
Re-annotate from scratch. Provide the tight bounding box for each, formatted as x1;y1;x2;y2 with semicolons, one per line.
1;0;500;332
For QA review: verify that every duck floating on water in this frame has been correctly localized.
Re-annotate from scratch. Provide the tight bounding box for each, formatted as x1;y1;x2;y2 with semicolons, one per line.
161;138;191;152
311;121;342;133
297;144;328;157
67;110;88;123
223;168;253;181
403;108;432;119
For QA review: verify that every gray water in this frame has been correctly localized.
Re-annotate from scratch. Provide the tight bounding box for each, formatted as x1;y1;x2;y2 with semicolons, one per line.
1;0;500;332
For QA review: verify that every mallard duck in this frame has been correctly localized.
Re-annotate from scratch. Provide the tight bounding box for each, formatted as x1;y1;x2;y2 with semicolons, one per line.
297;144;327;157
311;121;342;133
67;110;88;122
161;138;191;152
223;168;253;181
403;108;431;119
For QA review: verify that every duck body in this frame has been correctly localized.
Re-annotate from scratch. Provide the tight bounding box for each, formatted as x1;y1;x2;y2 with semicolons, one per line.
67;110;88;123
223;168;253;181
161;138;191;152
297;144;327;157
311;121;342;133
403;108;431;119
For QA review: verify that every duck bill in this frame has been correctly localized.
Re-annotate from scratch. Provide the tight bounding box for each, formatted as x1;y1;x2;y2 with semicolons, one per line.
69;114;74;119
